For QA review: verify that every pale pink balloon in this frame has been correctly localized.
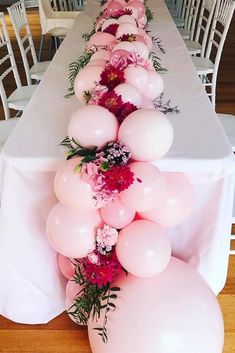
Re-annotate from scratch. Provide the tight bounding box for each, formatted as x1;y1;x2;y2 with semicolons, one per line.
114;83;142;107
101;0;111;11
137;13;147;27
116;220;171;277
47;203;103;258
100;199;136;229
87;59;107;67
74;65;103;102
68;105;118;150
144;33;153;50
139;173;195;227
65;296;86;325
145;70;164;100
95;17;106;31
54;158;97;212
112;41;137;52
118;14;137;25
141;96;155;109
115;0;127;5
66;279;83;302
120;162;166;212
87;32;116;49
127;0;145;18
137;27;146;36
105;1;123;16
57;253;75;279
133;40;149;59
90;49;110;61
124;4;139;19
118;109;174;161
134;34;147;44
116;23;138;37
124;66;148;91
101;18;119;32
110;48;130;61
88;257;224;353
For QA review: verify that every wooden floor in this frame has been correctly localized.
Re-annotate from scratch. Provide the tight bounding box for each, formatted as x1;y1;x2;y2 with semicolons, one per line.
0;7;235;353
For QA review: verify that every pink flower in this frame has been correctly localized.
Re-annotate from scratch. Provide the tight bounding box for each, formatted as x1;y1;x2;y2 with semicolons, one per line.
96;224;118;248
87;252;100;265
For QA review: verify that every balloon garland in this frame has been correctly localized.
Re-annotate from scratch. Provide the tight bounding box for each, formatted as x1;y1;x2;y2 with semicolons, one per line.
46;1;224;352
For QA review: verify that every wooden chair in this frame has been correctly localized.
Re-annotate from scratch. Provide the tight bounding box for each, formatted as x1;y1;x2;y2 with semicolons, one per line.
7;0;50;85
192;0;235;108
0;12;36;119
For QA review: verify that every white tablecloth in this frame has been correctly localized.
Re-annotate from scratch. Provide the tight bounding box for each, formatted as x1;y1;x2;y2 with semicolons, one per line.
0;0;234;324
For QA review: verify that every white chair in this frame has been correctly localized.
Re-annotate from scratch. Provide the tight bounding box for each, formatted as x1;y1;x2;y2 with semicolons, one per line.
38;0;80;61
173;0;191;28
0;12;36;119
7;0;51;85
178;0;201;40
184;0;217;56
192;0;235;108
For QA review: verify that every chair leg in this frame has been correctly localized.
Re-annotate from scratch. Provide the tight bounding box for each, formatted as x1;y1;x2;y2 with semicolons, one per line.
49;37;53;60
38;34;45;62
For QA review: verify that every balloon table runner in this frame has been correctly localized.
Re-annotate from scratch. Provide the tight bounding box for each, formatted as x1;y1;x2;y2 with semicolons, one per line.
46;1;225;352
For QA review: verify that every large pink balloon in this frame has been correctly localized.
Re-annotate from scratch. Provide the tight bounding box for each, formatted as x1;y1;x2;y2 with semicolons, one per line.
68;105;118;150
116;220;171;277
133;40;149;59
74;65;103;102
118;109;174;161
145;70;164;100
105;1;123;16
112;41;137;53
87;32;116;49
66;279;83;302
121;162;166;212
124;66;148;91
90;49;110;61
118;14;136;25
114;83;142;107
116;23;138;37
127;0;145;18
139;173;195;227
88;257;224;353
54;158;97;212
100;199;136;229
57;253;75;279
47;203;103;258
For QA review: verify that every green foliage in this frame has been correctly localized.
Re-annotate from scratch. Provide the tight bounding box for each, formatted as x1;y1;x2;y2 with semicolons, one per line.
82;27;96;43
60;136;98;165
149;52;167;72
146;6;154;22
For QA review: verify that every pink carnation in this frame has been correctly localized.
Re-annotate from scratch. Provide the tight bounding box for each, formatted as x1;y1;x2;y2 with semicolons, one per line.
96;224;118;248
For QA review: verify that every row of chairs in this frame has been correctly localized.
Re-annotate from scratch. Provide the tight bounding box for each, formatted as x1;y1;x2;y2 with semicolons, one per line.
167;0;235;109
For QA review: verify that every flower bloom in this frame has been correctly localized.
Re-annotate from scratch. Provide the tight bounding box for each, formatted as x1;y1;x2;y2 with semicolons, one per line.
102;165;135;193
99;65;125;90
96;224;119;248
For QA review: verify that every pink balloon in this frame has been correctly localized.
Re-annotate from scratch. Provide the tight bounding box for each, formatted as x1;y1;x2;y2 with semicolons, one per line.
47;203;103;258
118;109;174;161
57;253;75;279
90;49;110;61
116;23;138;37
68;105;118;150
133;40;149;59
124;4;139;19
116;220;171;277
110;49;130;62
118;14;137;25
95;17;106;31
137;13;147;28
100;199;136;229
145;70;164;100
88;257;224;353
141;96;155;109
112;41;138;53
101;18;119;32
105;1;123;16
87;32;116;49
127;0;145;18
54;158;97;212
134;34;147;44
120;162;166;212
137;27;146;36
74;65;104;102
66;279;83;302
139;173;195;227
87;59;107;67
114;83;142;107
144;33;153;50
115;0;127;5
124;66;148;91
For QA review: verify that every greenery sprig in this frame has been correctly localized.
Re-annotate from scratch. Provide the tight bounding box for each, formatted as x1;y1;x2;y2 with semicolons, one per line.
153;93;180;114
145;6;154;22
151;36;166;54
60;137;98;167
149;52;167;72
82;27;96;43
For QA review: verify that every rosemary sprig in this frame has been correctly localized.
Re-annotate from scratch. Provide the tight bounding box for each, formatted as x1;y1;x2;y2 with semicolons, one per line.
153;93;180;114
60;136;98;165
82;27;96;42
149;52;167;72
145;6;154;22
151;36;166;54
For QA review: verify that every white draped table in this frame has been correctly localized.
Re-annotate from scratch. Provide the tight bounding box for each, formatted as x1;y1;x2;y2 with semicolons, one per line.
0;0;234;324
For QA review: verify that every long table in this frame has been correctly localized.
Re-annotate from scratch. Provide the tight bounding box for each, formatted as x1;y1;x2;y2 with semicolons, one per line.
0;0;234;324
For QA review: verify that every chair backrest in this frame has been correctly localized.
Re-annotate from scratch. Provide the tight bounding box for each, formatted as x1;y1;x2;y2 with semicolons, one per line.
193;0;217;57
7;0;38;85
205;0;235;74
181;0;193;24
0;12;22;120
185;0;201;39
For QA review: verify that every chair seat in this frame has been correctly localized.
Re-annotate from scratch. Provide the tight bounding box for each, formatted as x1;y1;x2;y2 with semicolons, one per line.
47;26;69;37
217;114;235;152
30;61;51;81
173;17;185;28
0;118;19;149
184;40;202;55
192;56;214;75
7;85;37;111
179;28;191;40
